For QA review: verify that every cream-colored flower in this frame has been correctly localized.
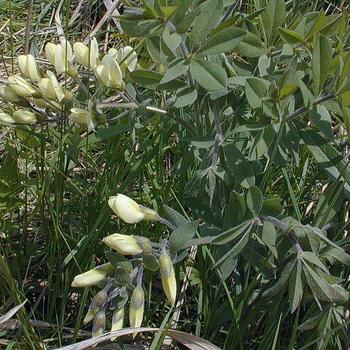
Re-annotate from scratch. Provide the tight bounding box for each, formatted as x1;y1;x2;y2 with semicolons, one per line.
54;39;78;77
69;107;95;132
45;42;57;65
73;38;99;70
159;250;177;306
94;53;123;89
129;285;144;338
71;263;114;288
0;112;15;124
12;110;37;124
38;71;65;101
108;194;159;224
102;233;143;255
18;54;41;81
0;84;21;103
109;46;137;75
8;75;36;97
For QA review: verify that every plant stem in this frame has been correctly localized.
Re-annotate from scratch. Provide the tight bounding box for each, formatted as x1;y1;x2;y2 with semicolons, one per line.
285;93;336;122
260;215;303;255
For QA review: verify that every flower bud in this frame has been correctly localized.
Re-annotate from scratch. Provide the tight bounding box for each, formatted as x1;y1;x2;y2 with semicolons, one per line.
94;53;124;89
8;75;37;97
108;194;159;224
45;42;57;65
102;233;142;255
159;250;177;306
69;108;95;132
73;38;99;70
71;262;113;288
109;46;137;75
29;98;61;111
0;84;21;103
12;110;37;124
54;39;78;77
83;289;108;325
129;285;144;338
18;54;41;81
134;236;153;254
111;307;124;332
0;112;15;124
92;309;106;337
38;72;65;101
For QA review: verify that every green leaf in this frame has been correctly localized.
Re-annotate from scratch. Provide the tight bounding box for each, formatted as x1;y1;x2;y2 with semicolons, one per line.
300;128;350;199
303;262;348;303
212;220;253;245
120;19;163;38
245;77;270;109
175;7;201;34
173;87;197;108
312;34;332;94
160;58;189;84
190;0;223;44
235;32;266;58
246;185;263;216
190;59;227;91
105;251;133;272
322;248;350;265
197;27;246;56
130;69;186;90
263;262;295;298
289;259;303;313
130;69;163;89
223;191;246;228
277;27;304;44
260;0;286;45
143;254;160;271
115;266;131;284
261;198;283;217
212;227;252;267
301;251;329;273
169;221;199;252
310;105;333;140
163;205;189;227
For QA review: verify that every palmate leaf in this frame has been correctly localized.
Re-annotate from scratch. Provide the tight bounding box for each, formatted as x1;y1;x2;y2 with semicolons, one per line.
302;261;349;303
263;261;295;299
300;128;350;199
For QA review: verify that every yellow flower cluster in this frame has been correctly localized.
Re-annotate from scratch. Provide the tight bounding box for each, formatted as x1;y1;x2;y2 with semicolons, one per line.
71;194;177;338
0;38;138;130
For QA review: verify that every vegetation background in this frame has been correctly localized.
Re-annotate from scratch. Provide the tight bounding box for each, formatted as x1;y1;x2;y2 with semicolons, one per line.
0;0;350;349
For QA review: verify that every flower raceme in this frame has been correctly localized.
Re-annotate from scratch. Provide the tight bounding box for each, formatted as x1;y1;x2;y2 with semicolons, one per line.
71;262;114;288
108;194;159;224
73;38;99;70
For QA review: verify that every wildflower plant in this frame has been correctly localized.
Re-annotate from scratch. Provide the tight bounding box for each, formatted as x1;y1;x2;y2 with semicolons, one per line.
1;0;350;348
